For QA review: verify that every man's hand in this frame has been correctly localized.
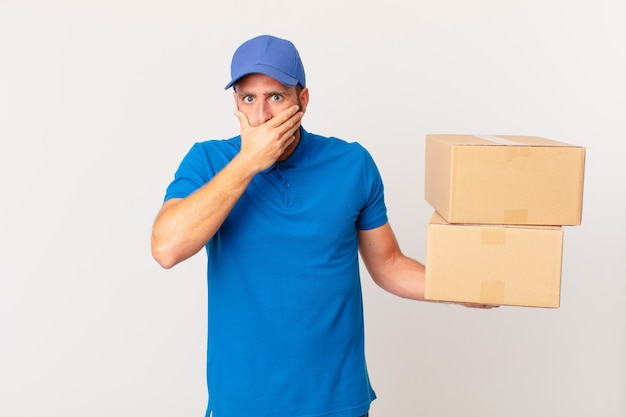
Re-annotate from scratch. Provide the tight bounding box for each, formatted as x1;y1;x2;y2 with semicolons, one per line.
234;105;304;173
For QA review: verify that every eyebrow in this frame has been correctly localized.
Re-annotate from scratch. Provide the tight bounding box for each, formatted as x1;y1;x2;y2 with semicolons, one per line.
237;89;289;98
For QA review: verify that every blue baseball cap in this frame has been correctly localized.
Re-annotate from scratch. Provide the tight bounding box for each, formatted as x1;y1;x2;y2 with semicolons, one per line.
225;35;306;90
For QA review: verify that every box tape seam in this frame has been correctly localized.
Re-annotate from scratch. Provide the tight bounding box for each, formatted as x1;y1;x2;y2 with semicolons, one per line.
476;135;526;146
480;280;505;304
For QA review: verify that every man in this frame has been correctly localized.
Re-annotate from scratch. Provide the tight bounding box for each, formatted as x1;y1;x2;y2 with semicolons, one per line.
152;34;485;417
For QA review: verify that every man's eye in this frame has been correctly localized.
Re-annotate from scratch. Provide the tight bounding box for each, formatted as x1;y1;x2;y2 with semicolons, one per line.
271;95;282;101
244;96;254;103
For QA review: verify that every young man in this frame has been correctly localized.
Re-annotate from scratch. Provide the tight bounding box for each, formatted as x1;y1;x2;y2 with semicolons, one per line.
152;34;484;417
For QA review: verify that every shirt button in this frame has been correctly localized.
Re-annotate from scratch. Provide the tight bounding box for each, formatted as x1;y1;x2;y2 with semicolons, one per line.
285;182;291;189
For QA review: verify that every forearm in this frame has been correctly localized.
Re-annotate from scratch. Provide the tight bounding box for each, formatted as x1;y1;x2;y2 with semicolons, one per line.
151;155;257;268
369;254;426;301
358;224;426;301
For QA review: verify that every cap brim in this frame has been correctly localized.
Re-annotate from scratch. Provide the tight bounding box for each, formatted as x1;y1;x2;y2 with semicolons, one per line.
225;64;299;90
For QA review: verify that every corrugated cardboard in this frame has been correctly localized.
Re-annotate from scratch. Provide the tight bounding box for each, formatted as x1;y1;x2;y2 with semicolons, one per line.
425;212;563;308
424;134;585;225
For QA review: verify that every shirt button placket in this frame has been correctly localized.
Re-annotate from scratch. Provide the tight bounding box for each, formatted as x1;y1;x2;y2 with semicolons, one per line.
276;164;291;206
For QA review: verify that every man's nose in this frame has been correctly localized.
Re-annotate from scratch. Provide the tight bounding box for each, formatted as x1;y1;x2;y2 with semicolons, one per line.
251;102;272;126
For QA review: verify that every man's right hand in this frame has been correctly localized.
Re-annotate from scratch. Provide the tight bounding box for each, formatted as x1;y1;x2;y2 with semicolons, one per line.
234;104;304;173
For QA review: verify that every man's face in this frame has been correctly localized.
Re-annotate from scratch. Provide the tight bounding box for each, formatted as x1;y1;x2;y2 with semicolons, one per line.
233;73;308;127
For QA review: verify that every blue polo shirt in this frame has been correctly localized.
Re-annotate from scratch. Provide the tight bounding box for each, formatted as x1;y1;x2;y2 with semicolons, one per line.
164;128;388;417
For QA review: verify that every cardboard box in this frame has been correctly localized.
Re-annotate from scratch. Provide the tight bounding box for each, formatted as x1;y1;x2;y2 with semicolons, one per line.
425;134;585;225
425;212;563;308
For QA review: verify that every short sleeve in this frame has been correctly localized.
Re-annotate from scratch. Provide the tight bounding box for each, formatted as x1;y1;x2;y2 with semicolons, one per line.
355;146;388;230
163;139;238;202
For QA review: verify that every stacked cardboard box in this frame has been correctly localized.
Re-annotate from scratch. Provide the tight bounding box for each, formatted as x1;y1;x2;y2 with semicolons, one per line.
424;134;585;308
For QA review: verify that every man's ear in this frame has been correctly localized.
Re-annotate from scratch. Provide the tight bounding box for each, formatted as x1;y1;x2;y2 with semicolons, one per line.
299;87;310;113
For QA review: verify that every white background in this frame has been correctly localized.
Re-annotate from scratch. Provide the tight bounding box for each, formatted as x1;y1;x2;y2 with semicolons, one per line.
1;1;625;416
